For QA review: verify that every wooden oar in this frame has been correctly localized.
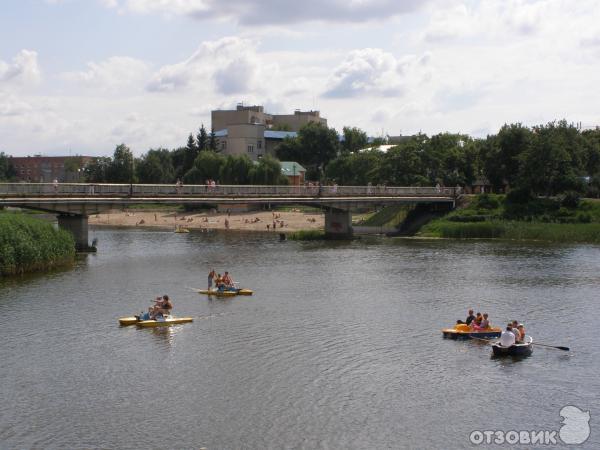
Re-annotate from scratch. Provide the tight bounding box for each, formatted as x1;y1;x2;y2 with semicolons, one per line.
532;342;570;351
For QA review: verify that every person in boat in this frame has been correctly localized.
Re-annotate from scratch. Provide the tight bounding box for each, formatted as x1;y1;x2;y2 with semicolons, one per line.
470;314;483;330
500;325;516;347
457;309;475;325
153;295;173;319
511;320;522;342
222;271;234;288
215;274;225;291
208;269;216;290
517;324;525;342
472;313;490;331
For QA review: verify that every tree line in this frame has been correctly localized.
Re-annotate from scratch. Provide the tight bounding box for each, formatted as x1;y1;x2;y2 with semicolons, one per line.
3;120;600;198
276;120;600;198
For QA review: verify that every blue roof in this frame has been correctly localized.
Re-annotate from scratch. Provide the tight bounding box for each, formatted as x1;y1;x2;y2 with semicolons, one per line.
214;129;228;137
264;130;297;139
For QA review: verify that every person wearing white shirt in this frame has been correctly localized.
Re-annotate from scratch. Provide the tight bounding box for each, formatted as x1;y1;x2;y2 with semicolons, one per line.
500;325;516;347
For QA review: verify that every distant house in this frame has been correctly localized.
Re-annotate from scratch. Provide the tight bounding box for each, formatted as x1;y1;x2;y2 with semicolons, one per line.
280;162;306;186
9;155;94;182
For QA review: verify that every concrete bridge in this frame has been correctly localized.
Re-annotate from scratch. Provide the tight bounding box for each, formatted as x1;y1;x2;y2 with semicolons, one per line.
0;183;460;249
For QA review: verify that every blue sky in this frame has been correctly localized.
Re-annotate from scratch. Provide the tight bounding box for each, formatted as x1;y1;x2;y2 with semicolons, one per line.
1;0;600;156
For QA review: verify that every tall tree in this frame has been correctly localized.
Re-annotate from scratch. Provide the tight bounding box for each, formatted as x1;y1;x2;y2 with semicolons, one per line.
250;155;287;185
183;151;226;184
341;126;368;154
518;120;585;195
276;122;340;179
219;155;253;184
107;144;136;183
136;148;175;183
209;128;218;152
84;157;112;182
197;125;208;151
183;133;198;175
0;152;16;181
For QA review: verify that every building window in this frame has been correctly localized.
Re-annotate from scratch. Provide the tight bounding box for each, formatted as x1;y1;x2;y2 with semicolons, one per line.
247;145;254;153
257;140;262;149
222;141;227;150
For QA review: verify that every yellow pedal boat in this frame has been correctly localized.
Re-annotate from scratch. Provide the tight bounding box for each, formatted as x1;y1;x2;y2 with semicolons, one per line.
196;288;253;297
119;316;193;327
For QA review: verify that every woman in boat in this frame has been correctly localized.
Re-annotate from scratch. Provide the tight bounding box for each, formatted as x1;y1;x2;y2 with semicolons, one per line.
472;313;490;331
511;320;522;342
517;324;525;341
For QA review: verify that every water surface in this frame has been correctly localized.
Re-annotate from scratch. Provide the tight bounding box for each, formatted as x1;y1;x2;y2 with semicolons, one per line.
1;228;598;449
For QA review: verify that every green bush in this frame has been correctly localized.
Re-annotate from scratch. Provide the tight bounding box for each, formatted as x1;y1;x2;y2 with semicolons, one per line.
0;213;75;276
475;193;500;210
560;190;581;208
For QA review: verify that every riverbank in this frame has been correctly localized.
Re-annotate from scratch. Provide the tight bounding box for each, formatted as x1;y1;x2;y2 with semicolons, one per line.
0;211;75;276
89;209;325;233
418;194;600;243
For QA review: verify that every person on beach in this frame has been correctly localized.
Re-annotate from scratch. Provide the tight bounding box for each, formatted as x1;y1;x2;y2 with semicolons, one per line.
208;269;216;290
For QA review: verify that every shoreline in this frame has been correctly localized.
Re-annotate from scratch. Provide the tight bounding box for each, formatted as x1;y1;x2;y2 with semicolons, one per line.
88;209;325;233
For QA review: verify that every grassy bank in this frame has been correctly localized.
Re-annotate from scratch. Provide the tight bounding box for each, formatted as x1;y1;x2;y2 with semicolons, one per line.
419;194;600;243
356;206;409;227
0;212;75;276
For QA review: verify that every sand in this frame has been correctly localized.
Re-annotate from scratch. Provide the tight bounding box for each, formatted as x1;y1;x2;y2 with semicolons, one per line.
88;209;324;233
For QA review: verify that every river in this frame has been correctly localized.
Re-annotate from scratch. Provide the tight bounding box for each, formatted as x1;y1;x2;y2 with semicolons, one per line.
1;227;598;449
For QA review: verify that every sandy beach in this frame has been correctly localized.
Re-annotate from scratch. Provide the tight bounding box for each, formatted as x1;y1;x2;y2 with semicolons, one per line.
88;209;325;233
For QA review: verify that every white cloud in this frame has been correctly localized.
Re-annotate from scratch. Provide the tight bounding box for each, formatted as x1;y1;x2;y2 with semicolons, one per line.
0;50;41;85
61;57;149;92
107;0;430;25
0;92;32;116
324;48;431;98
147;37;260;94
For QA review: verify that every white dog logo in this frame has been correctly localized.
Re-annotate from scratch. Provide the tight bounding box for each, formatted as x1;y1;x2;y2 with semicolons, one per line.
559;405;590;444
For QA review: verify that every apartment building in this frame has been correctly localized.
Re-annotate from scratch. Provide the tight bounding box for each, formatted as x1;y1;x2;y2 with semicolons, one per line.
212;104;327;161
9;155;94;182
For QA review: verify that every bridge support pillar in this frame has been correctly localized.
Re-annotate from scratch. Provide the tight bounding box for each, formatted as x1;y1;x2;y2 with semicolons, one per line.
324;209;353;239
57;214;92;252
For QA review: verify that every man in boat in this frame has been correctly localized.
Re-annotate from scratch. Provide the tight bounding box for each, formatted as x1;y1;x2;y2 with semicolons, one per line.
500;325;516;347
456;309;476;325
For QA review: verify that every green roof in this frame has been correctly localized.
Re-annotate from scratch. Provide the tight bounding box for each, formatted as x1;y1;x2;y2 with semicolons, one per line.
280;161;306;175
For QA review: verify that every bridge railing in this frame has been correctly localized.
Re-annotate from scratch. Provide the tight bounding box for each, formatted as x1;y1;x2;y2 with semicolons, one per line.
0;183;459;198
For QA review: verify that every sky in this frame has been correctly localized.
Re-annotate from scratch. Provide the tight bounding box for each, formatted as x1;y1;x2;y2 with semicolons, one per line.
1;0;600;157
